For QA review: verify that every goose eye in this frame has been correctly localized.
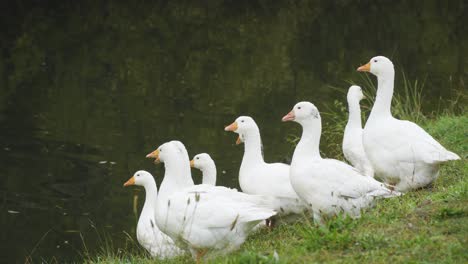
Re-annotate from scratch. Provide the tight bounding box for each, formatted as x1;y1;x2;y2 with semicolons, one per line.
137;174;140;177
373;59;377;63
241;120;244;123
196;157;199;160
298;106;301;110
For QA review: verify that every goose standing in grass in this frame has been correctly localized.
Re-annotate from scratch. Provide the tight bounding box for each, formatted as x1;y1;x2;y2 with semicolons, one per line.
225;116;307;218
357;56;460;191
145;141;276;263
282;102;400;223
343;85;375;177
190;153;217;186
123;170;183;259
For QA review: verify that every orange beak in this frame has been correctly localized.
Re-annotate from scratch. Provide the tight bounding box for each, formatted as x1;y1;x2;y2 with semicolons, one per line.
190;160;195;167
357;62;371;72
224;122;238;132
236;136;242;145
123;176;135;187
282;110;295;122
146;149;160;164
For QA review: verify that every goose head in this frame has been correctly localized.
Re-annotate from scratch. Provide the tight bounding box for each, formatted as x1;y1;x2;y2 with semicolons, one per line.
282;101;320;125
347;85;365;102
224;116;258;145
190;153;214;171
146;141;186;164
123;170;155;188
357;56;394;78
190;153;216;185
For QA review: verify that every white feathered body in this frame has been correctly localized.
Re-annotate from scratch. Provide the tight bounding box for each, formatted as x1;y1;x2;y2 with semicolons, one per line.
363;116;460;191
343;123;374;177
359;56;460;192
287;103;399;223
290;156;399;220
233;117;307;217
136;206;183;258
239;161;306;215
155;184;276;256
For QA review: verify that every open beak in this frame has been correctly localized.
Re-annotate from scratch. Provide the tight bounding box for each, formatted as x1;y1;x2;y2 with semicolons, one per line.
224;122;238;132
146;149;160;164
190;160;195;167
357;62;371;72
123;176;135;187
282;110;295;122
236;136;242;145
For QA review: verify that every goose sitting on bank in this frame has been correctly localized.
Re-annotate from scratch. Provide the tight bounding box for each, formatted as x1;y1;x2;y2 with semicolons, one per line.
146;141;276;263
225;116;307;218
357;56;460;191
282;102;400;223
123;170;183;259
190;153;217;186
343;85;375;177
190;152;269;230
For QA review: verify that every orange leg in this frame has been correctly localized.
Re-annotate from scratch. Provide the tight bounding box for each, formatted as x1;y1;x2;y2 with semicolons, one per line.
196;249;208;264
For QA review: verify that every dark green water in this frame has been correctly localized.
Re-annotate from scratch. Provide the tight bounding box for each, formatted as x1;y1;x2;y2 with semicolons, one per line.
0;0;466;262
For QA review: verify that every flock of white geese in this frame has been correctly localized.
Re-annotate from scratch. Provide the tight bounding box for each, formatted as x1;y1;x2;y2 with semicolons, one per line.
122;56;460;262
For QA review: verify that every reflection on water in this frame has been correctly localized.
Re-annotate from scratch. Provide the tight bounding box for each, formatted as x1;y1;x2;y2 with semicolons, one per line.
0;0;466;262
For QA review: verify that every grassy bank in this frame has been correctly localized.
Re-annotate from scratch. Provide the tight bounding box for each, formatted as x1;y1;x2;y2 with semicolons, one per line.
86;114;467;264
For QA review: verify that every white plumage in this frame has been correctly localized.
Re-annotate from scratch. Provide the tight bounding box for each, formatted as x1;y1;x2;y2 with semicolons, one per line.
283;102;400;223
146;141;276;262
343;85;375;177
123;170;183;259
358;56;460;191
190;153;217;186
225;116;308;217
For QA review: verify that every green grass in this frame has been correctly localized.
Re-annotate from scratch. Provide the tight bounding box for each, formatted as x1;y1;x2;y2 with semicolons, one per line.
86;114;467;264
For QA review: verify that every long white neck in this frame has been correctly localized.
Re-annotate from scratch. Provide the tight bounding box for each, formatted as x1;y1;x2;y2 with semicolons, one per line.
158;154;194;204
241;128;264;166
201;161;217;186
292;117;321;162
369;71;395;120
140;178;158;221
346;98;362;129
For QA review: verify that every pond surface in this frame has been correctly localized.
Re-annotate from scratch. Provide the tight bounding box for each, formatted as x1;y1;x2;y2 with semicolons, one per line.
0;1;466;262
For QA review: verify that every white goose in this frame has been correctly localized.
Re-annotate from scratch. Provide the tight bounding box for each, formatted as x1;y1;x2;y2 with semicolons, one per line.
190;153;217;186
145;141;276;263
343;85;375;177
225;116;307;217
123;170;183;259
282;102;400;223
190;152;269;230
357;56;460;191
